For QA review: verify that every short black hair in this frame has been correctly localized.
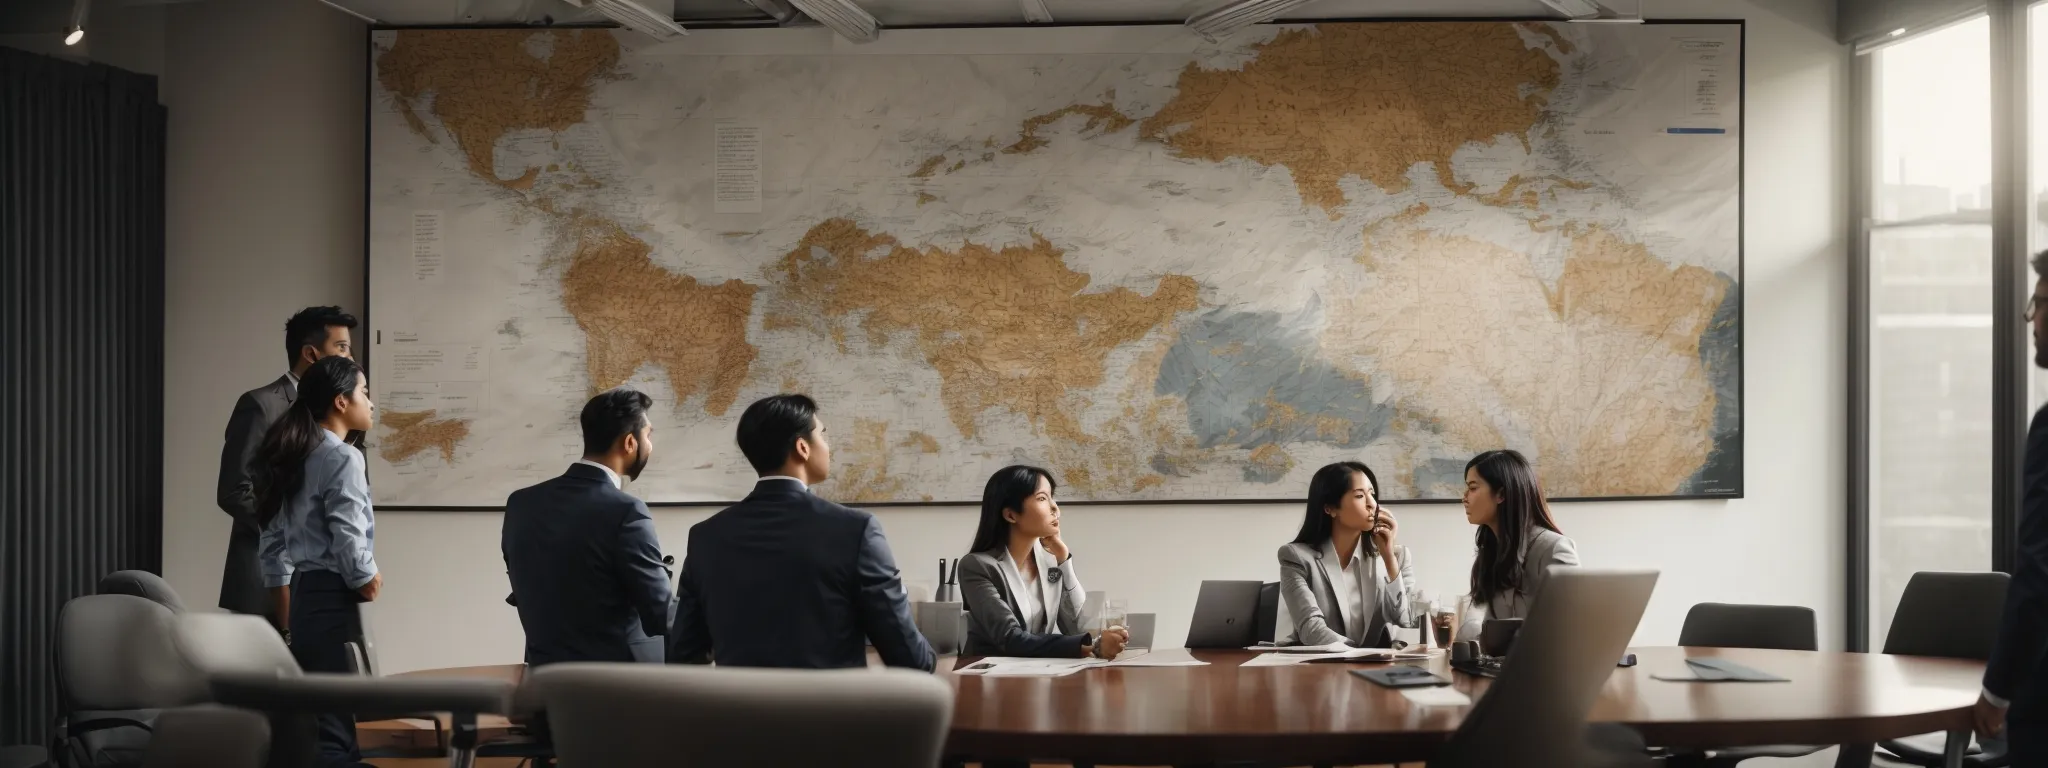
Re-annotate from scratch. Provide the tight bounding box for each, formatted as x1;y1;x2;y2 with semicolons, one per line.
284;306;358;363
736;394;819;474
581;387;653;456
2032;249;2048;279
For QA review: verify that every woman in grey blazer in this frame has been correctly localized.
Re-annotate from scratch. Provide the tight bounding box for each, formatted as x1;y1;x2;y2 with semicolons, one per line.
1277;461;1416;647
958;466;1129;659
1457;449;1579;642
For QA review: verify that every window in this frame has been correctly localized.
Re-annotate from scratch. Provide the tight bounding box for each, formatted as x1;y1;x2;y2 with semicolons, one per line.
1865;16;1993;640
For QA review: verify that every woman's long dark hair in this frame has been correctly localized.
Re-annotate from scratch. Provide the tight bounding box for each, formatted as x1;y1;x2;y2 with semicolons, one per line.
1466;449;1563;604
969;465;1057;554
1291;461;1381;558
254;356;363;528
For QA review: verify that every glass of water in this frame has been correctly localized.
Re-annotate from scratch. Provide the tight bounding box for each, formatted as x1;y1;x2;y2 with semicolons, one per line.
1101;598;1128;633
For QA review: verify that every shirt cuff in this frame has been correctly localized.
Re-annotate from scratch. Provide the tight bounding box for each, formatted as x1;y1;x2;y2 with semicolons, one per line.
1984;687;2010;708
344;563;380;590
262;573;291;589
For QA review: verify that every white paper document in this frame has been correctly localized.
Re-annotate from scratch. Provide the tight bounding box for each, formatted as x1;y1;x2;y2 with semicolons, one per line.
957;648;1210;676
957;657;1101;677
1239;646;1432;666
1399;686;1473;707
1105;648;1208;667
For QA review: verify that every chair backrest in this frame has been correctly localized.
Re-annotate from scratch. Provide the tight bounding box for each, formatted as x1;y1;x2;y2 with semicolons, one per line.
141;706;269;768
1678;603;1818;651
532;663;954;768
1255;582;1280;643
96;571;186;614
1883;571;2010;660
354;600;384;676
58;595;196;711
168;613;300;681
1430;569;1660;768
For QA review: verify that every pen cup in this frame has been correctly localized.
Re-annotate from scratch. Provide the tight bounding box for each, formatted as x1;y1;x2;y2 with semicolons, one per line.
914;601;966;655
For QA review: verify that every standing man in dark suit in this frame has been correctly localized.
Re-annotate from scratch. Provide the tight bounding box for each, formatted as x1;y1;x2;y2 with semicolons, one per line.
1980;251;2048;761
503;387;674;666
217;306;356;628
669;394;934;671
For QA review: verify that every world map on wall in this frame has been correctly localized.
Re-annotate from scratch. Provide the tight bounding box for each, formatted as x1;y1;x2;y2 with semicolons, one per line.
365;22;1742;507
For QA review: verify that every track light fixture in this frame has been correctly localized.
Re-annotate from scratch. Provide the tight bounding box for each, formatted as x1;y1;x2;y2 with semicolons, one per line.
64;0;89;46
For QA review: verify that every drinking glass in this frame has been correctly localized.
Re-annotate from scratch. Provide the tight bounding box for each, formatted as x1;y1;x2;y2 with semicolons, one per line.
1431;597;1462;648
1101;598;1129;633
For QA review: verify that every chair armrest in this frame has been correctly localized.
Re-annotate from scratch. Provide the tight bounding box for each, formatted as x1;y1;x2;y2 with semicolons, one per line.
210;672;512;716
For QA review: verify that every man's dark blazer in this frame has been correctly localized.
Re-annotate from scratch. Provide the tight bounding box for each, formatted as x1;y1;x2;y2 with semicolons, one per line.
669;478;934;671
1989;404;2048;726
503;463;674;666
217;374;295;617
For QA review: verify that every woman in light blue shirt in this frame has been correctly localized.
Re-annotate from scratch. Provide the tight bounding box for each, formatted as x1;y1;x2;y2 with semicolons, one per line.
254;355;379;768
1277;461;1415;647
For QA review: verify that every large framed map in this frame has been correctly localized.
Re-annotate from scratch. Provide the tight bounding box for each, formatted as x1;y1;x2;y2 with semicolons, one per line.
365;21;1742;508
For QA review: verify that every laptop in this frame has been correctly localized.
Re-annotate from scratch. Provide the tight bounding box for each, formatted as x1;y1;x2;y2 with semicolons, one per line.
1183;580;1264;648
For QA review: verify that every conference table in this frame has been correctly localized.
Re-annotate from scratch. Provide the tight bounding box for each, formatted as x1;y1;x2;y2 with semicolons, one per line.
372;647;1986;765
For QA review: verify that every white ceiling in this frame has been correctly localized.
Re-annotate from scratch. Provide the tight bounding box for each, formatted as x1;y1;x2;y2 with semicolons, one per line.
326;0;1585;27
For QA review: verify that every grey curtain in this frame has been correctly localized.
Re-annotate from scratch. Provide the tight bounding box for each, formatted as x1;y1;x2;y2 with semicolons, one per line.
0;47;166;747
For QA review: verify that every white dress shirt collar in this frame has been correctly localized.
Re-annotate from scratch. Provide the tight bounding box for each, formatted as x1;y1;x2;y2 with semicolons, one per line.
575;459;622;489
757;475;808;490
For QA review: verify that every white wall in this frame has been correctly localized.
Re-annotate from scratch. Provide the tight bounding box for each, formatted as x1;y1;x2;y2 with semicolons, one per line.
160;0;1847;674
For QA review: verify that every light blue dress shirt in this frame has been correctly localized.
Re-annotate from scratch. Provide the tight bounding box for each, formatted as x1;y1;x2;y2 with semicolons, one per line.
260;429;378;589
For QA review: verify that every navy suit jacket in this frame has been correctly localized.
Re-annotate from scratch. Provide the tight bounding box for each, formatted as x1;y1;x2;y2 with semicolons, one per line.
1990;405;2048;718
669;479;935;671
503;463;673;666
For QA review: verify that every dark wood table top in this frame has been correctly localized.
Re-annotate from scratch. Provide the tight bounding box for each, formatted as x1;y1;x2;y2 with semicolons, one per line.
380;647;1985;765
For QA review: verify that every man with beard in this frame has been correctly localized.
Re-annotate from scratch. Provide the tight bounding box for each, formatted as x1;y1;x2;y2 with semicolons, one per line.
503;387;675;666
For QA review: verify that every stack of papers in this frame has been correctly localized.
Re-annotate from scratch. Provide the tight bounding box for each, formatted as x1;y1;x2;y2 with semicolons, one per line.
956;648;1212;677
1240;644;1433;666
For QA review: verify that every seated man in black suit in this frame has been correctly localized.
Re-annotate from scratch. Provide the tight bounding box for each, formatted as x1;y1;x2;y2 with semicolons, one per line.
503;387;673;666
669;393;935;671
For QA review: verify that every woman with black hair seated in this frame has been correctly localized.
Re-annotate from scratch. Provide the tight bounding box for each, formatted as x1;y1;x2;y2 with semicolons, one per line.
957;465;1128;660
1277;460;1416;647
1458;448;1579;643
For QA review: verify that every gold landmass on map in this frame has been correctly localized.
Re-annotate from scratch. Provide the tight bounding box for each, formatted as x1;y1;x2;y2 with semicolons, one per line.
908;93;1133;180
829;418;921;503
560;216;760;416
771;219;1201;476
376;29;622;191
378;410;472;464
1324;223;1728;497
1136;24;1560;214
899;432;942;454
1004;97;1135;155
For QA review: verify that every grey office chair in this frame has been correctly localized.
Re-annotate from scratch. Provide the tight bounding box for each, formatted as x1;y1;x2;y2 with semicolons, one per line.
139;706;268;768
1428;569;1662;768
95;572;186;614
50;594;198;768
1853;572;2012;768
1666;603;1823;768
531;663;954;768
169;612;515;768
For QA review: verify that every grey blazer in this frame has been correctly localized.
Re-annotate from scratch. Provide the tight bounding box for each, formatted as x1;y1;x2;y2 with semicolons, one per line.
1457;527;1579;642
1278;541;1414;647
216;374;296;617
958;545;1089;657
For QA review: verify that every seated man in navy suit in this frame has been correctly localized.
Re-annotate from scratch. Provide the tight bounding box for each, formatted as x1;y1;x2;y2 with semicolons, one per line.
503;387;673;667
669;393;935;671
